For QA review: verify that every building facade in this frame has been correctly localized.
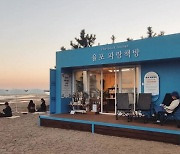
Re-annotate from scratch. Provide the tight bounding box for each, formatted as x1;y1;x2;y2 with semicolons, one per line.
50;33;180;114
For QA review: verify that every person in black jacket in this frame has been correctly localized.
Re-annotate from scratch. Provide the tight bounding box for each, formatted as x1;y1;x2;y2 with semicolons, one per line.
27;100;36;113
37;98;47;112
0;102;12;117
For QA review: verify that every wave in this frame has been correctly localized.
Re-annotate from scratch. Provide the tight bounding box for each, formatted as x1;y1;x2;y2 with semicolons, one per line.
0;94;49;104
0;89;48;95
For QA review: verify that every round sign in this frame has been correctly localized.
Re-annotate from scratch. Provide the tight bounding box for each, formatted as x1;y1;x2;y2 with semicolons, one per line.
144;72;159;102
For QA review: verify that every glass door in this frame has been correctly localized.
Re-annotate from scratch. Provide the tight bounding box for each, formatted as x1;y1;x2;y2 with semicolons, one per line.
102;67;116;114
99;66;139;114
88;69;101;112
116;67;140;112
72;66;140;115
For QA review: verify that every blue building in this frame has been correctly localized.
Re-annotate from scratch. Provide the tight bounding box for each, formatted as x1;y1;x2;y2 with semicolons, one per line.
50;33;180;114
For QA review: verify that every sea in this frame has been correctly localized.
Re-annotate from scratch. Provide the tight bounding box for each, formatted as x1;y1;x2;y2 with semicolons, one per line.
0;89;50;104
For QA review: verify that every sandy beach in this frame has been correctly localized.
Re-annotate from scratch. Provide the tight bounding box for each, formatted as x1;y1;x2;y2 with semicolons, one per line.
0;97;180;154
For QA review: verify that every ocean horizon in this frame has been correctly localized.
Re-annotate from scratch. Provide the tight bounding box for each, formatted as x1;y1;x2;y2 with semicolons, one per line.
0;89;50;104
0;89;49;95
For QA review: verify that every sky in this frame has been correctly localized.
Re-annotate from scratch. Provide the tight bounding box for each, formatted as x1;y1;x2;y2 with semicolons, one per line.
0;0;180;90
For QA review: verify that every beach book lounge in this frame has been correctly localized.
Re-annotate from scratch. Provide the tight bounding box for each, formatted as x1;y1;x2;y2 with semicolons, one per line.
49;33;180;115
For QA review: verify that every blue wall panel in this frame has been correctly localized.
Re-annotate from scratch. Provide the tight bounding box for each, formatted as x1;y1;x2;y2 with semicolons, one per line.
61;98;71;113
57;33;180;68
141;60;180;105
55;69;61;114
50;69;56;114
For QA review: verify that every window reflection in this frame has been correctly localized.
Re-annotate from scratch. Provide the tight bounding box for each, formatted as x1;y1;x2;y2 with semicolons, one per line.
89;70;101;99
74;71;84;92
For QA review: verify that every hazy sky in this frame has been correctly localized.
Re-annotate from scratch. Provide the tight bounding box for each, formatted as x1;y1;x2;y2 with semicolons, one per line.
0;0;180;89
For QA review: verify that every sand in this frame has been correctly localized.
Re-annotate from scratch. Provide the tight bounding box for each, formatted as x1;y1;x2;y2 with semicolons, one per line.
0;99;180;153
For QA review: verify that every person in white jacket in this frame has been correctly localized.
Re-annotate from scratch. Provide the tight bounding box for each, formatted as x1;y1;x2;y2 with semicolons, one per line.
162;99;179;113
155;91;180;123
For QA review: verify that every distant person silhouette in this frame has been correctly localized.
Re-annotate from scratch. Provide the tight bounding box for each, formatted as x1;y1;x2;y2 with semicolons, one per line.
37;98;47;112
0;102;12;117
27;100;36;113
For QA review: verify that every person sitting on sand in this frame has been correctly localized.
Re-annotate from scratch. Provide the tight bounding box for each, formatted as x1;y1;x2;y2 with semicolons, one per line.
27;100;36;113
37;98;47;112
0;102;12;117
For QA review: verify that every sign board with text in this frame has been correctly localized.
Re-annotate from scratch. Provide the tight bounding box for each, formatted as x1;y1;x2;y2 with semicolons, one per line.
61;74;72;98
144;72;159;102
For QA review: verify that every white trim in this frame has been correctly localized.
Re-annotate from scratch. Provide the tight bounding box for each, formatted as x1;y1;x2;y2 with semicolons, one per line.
99;112;115;115
100;69;103;113
115;70;117;115
137;65;141;93
133;66;136;111
72;71;75;93
119;68;122;93
87;71;90;95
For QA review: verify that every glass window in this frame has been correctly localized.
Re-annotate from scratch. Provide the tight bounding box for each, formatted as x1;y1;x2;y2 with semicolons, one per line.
74;70;88;93
89;70;101;99
74;71;83;92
